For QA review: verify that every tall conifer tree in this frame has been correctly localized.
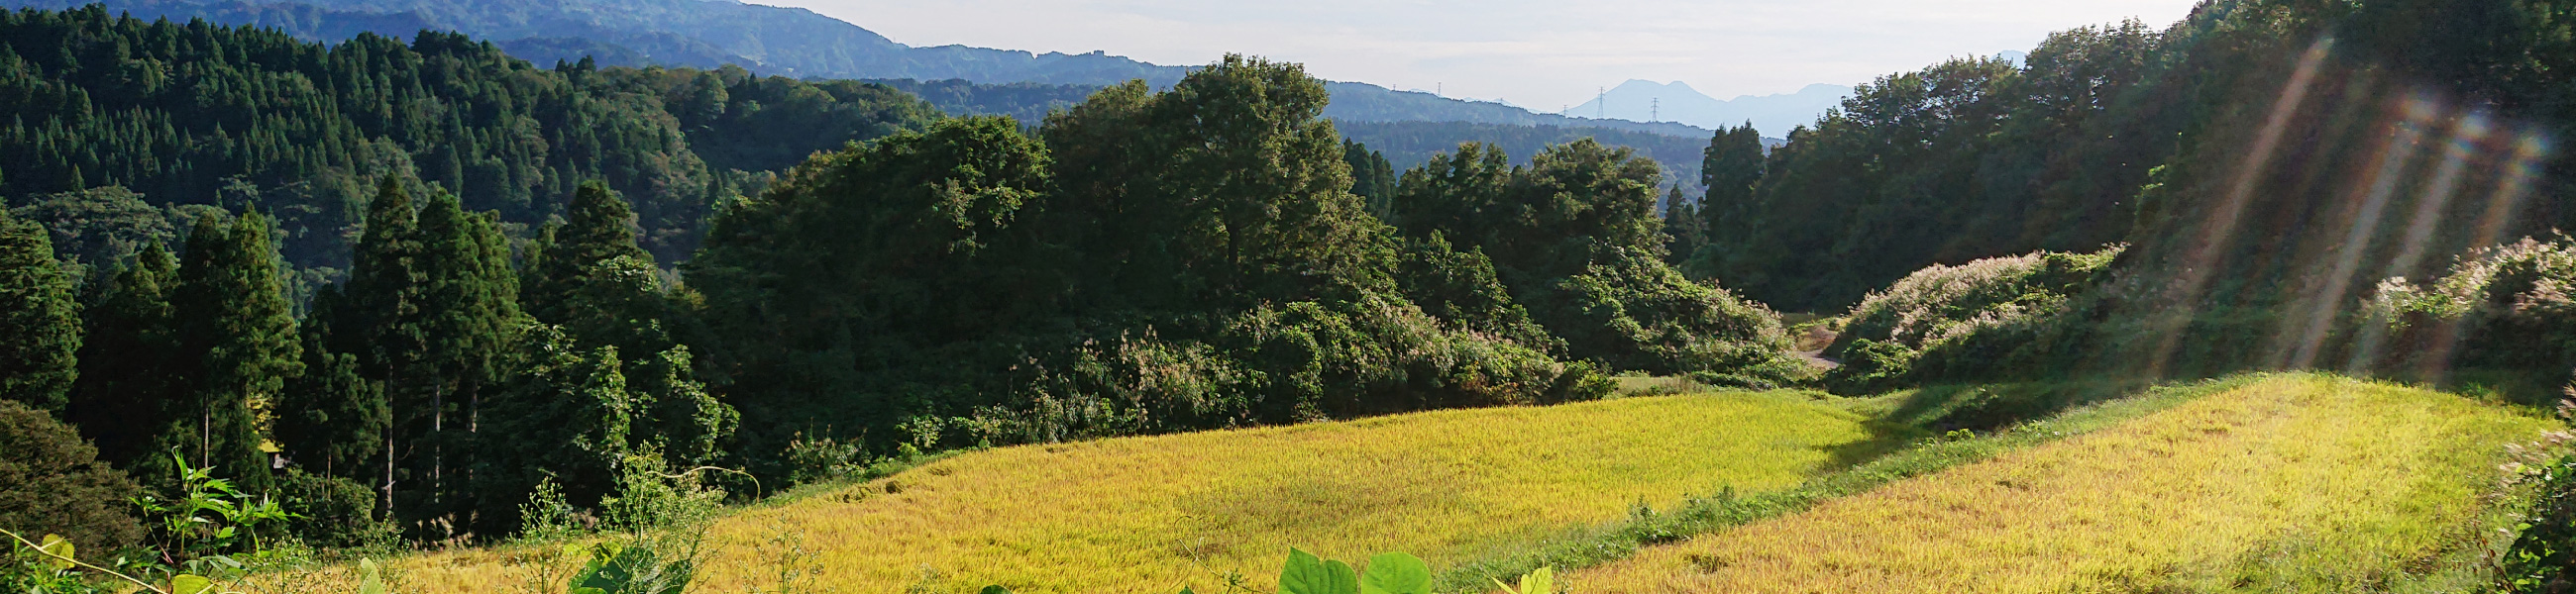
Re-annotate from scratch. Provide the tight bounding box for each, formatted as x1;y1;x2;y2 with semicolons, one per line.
274;286;387;480
337;178;423;512
526;181;647;326
1664;186;1708;265
342;178;425;381
164;213;302;491
1699;123;1768;244
66;244;177;468
409;189;523;517
0;207;81;413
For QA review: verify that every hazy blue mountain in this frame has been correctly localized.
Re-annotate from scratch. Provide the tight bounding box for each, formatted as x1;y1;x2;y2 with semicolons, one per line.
17;0;1720;138
1563;80;1854;137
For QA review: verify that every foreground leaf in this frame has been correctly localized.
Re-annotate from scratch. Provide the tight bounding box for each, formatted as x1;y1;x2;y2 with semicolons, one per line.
359;558;387;594
1279;548;1358;594
171;574;215;594
1358;552;1431;594
36;534;73;569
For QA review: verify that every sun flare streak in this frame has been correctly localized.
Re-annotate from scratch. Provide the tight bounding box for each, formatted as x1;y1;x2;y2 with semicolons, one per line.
2151;37;2332;377
2285;98;2432;370
2413;132;2551;378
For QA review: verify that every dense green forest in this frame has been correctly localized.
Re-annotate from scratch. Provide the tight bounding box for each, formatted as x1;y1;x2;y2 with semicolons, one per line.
12;0;2576;589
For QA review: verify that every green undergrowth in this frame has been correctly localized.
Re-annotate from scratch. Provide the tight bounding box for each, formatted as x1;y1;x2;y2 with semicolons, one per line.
1430;374;2262;591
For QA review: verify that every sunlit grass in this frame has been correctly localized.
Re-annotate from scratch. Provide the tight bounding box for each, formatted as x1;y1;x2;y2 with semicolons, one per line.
311;391;1882;593
1564;374;2557;593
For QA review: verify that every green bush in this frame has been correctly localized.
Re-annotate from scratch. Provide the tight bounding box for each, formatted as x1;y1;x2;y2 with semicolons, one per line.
275;469;385;549
2363;238;2576;397
0;401;141;561
1820;339;1916;395
2502;450;2576;592
1537;248;1799;381
1819;247;2120;394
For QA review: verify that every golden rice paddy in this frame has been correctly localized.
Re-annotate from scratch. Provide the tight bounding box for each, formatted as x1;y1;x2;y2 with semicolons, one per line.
333;391;1882;593
1563;375;2556;593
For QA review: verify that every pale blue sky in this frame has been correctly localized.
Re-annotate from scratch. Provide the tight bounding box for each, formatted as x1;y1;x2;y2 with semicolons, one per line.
754;0;2202;110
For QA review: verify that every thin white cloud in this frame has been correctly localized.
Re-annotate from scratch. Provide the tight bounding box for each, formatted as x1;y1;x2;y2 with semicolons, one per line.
755;0;2201;109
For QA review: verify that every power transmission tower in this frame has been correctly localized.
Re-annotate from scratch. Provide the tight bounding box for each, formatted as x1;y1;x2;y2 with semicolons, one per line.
1597;87;1605;119
1652;98;1660;122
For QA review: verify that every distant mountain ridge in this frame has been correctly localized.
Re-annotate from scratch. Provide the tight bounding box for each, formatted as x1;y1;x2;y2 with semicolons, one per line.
1565;80;1855;137
12;0;1719;138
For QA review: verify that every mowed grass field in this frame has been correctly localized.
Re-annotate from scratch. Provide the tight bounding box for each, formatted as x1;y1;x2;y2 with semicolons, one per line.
340;391;1884;593
1565;375;2558;593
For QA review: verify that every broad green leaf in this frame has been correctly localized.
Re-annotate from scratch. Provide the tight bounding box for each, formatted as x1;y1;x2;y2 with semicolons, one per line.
171;574;215;594
1517;567;1554;594
1321;559;1358;594
1357;552;1431;594
359;558;387;594
571;588;608;594
1278;548;1358;594
36;534;73;569
979;586;1013;594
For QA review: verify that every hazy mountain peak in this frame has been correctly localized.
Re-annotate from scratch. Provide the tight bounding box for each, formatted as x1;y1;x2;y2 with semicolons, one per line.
1567;78;1854;136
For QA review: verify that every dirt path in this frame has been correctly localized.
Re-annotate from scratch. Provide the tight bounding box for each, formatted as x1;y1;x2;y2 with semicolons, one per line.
1794;324;1841;370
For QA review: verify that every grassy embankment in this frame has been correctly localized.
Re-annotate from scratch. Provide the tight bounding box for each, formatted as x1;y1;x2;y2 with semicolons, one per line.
319;390;1893;593
1566;374;2557;592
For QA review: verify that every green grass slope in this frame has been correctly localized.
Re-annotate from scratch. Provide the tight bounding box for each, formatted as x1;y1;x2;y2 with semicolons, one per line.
1568;374;2557;592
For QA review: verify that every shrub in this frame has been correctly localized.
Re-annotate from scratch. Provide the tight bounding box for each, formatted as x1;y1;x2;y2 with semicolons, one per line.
1819;247;2120;394
1820;339;1916;395
0;401;141;560
2502;450;2576;592
974;297;1609;446
275;469;385;549
2363;237;2576;395
1537;248;1798;381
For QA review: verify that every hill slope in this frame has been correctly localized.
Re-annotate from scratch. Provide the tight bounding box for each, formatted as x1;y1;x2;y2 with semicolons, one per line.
1569;375;2553;592
316;392;1886;593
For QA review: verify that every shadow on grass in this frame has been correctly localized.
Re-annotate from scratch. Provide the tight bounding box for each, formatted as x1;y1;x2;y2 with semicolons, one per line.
1817;378;2149;472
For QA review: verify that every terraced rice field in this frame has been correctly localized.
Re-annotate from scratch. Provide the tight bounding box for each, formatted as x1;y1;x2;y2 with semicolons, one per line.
343;391;1884;593
1563;375;2557;593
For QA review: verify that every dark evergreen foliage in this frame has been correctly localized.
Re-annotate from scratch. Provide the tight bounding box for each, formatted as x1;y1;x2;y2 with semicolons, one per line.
1342;140;1397;219
0;207;79;412
159;212;301;492
524;181;646;326
63;243;174;469
273;295;387;481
